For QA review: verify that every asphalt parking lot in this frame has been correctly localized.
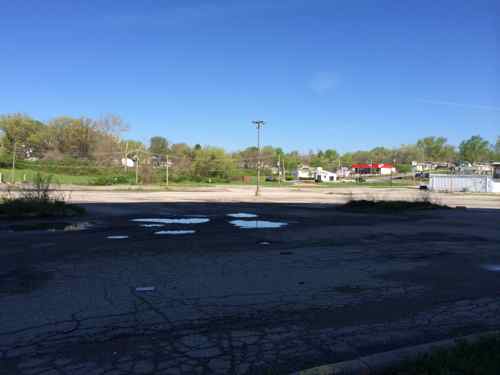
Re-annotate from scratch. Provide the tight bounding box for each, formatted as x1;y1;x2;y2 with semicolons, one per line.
1;201;500;374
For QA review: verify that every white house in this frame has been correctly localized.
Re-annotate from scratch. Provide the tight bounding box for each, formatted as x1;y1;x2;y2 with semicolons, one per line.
315;167;337;183
121;158;136;168
293;165;316;180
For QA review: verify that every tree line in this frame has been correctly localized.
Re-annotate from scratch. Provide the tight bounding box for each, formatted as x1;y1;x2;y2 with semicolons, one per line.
1;113;499;183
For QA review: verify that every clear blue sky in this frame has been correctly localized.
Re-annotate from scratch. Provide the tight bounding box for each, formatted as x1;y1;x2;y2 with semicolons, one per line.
1;0;498;153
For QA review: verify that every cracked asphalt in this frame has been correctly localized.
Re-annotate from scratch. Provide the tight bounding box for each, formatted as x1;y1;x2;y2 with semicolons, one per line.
1;202;500;374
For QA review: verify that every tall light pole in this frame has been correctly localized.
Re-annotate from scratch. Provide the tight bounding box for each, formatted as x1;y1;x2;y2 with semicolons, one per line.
252;120;265;196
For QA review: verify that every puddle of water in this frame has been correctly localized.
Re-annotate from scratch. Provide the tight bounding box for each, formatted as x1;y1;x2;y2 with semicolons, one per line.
9;222;70;232
482;264;500;272
227;213;258;218
154;230;195;235
64;222;92;231
140;224;165;228
7;221;92;233
132;218;209;224
259;241;271;246
135;286;156;292
107;236;129;240
229;220;288;229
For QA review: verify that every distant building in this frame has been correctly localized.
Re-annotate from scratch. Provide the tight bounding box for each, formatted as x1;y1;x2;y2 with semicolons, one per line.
336;167;351;178
293;165;316;180
315;167;337;183
352;163;396;175
121;158;136;168
493;163;500;180
293;165;337;182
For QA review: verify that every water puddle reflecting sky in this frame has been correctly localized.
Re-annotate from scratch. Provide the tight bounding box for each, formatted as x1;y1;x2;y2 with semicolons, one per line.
155;230;196;235
482;264;500;272
227;213;258;218
132;218;210;224
107;236;129;240
229;220;288;229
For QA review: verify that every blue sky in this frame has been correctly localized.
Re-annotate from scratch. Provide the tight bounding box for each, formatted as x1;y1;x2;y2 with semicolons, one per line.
1;0;498;152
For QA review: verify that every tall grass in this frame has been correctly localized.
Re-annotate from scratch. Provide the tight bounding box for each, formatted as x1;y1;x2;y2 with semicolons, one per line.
0;173;84;218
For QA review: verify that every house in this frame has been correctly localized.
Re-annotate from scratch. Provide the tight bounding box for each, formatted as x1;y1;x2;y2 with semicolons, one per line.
352;163;396;175
315;167;337;183
493;163;500;180
121;158;136;168
336;167;351;178
293;165;338;182
411;161;435;172
293;165;316;180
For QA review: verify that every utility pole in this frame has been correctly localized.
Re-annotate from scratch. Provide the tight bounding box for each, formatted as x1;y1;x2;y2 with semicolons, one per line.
135;155;140;185
391;159;395;186
252;120;265;196
165;154;169;186
124;141;129;172
11;140;17;183
278;154;281;186
282;159;286;183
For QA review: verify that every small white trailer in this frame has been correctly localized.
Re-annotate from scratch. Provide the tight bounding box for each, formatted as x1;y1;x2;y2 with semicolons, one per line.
429;174;500;193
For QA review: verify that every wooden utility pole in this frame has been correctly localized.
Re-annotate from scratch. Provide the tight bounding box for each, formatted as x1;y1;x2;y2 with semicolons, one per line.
278;154;281;185
135;156;140;185
165;154;169;186
11;140;17;183
282;159;286;183
124;141;129;172
252;120;265;196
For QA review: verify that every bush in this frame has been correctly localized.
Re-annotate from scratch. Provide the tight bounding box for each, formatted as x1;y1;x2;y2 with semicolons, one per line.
0;173;85;218
396;164;412;173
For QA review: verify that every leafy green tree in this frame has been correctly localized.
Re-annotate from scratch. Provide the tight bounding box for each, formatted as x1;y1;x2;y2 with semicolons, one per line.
47;116;97;159
495;137;500;159
192;146;235;181
416;136;456;161
393;144;421;164
283;151;302;171
369;147;394;163
149;136;169;156
459;135;492;163
0;114;46;158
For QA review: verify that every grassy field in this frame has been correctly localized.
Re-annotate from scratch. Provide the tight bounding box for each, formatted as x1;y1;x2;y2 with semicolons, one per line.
0;168;421;189
0;168;96;185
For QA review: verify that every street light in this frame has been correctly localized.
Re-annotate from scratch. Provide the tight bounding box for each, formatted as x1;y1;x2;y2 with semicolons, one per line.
252;120;265;196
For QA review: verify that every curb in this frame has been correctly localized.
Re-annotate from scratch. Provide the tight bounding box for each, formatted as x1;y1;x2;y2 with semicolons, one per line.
292;330;499;375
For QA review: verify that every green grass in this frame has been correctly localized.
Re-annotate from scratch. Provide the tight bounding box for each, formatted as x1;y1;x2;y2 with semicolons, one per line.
0;168;96;185
385;334;500;375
